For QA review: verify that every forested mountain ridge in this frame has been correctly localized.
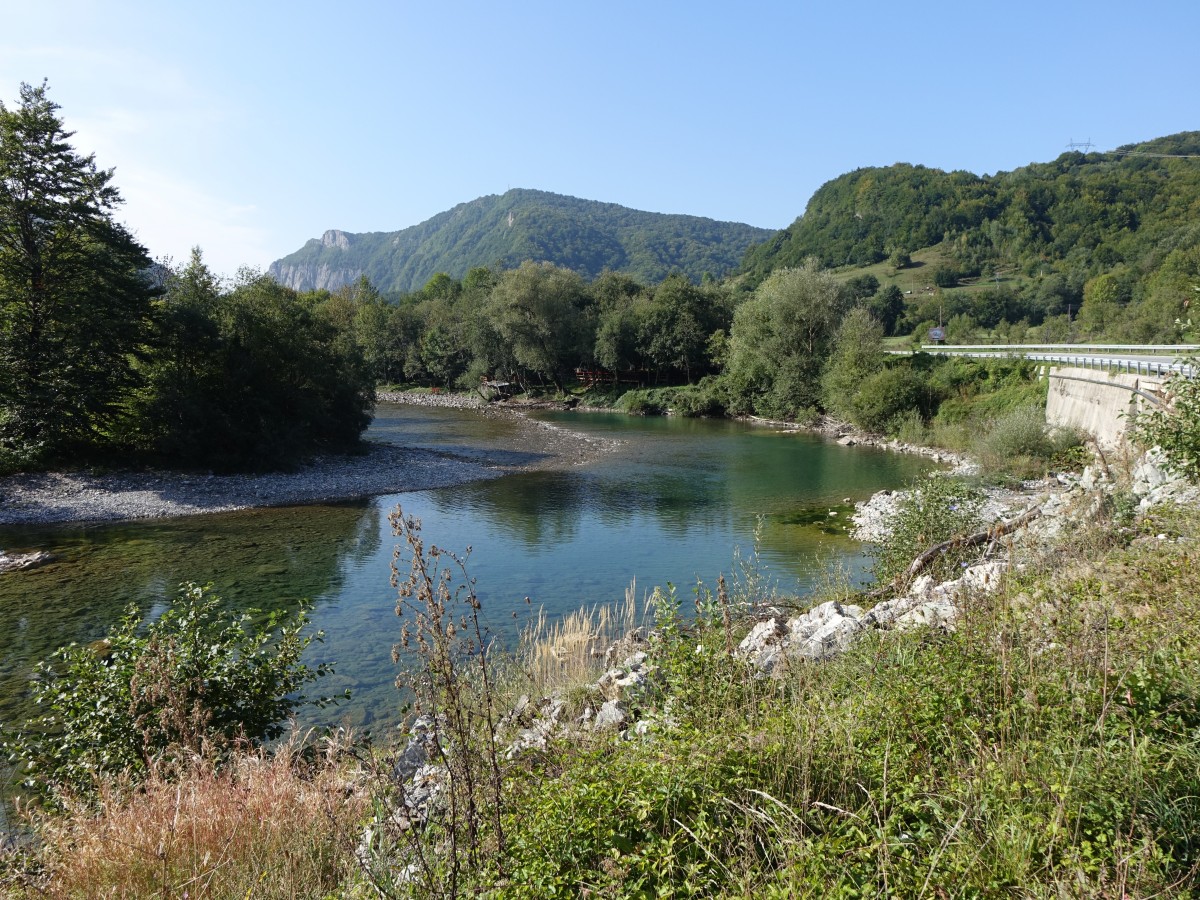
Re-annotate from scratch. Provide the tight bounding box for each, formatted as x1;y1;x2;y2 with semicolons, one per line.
269;189;774;293
739;133;1200;337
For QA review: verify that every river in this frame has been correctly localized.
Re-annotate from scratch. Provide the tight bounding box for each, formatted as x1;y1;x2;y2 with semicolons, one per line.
0;403;931;737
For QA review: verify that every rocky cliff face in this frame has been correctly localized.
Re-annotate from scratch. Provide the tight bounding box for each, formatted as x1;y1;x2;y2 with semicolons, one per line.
268;230;361;290
269;261;363;291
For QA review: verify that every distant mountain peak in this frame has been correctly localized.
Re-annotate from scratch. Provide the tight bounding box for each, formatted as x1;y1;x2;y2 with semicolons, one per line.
320;229;351;250
269;190;772;293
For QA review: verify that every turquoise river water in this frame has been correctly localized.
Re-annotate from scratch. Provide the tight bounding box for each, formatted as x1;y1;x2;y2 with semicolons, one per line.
0;403;932;737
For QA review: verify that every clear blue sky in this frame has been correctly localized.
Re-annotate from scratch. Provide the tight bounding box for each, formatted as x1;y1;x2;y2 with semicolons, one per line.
4;0;1197;279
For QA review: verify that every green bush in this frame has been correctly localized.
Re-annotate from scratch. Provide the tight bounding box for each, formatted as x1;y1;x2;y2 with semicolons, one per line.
4;584;336;802
874;475;985;583
1133;361;1200;481
848;366;930;433
619;390;667;415
887;407;928;443
671;380;728;418
975;405;1086;479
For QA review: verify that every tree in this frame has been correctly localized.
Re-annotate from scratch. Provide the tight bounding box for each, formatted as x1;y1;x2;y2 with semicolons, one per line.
867;284;905;335
822;307;886;422
0;81;157;466
486;262;589;390
138;262;375;470
845;273;880;301
725;262;851;418
640;274;719;383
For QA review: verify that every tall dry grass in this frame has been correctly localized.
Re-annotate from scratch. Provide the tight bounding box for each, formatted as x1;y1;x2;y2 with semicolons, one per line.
11;733;364;900
518;581;645;698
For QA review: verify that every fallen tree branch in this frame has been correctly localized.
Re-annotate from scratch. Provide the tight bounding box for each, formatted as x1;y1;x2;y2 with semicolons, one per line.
865;503;1044;600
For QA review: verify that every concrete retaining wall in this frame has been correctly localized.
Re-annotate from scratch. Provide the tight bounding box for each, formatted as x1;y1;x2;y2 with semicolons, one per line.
1044;367;1164;449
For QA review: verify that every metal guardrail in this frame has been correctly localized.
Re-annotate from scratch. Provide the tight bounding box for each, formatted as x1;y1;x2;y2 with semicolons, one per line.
927;343;1200;354
917;346;1196;379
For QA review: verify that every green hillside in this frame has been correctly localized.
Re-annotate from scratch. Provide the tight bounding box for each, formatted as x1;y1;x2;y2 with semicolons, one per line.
740;132;1200;343
268;189;773;294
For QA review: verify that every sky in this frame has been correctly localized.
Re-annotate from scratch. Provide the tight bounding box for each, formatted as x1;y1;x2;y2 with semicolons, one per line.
3;0;1197;279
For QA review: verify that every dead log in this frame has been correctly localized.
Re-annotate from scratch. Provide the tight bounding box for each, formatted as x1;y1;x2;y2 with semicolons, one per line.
866;503;1044;599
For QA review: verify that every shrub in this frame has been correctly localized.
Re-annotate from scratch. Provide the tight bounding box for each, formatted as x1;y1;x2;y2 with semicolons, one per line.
4;584;337;802
874;475;985;584
619;390;666;415
848;366;930;433
1133;360;1200;481
933;265;960;287
975;404;1086;479
672;384;725;418
887;407;928;443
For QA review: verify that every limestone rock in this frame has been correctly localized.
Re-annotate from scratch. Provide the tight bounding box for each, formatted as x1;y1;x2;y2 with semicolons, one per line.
593;699;628;731
0;550;56;574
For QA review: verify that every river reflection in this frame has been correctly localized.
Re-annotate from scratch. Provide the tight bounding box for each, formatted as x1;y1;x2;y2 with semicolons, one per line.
0;404;932;737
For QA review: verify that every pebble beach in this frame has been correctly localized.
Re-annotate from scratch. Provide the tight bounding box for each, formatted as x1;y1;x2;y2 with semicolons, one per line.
0;393;612;527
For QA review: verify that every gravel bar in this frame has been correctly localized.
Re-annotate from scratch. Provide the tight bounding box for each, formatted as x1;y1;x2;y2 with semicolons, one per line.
0;393;617;527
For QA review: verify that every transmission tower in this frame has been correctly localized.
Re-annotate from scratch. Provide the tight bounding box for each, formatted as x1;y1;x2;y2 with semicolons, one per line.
1066;137;1095;152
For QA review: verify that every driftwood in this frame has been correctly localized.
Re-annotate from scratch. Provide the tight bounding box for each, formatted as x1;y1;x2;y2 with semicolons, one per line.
865;503;1044;600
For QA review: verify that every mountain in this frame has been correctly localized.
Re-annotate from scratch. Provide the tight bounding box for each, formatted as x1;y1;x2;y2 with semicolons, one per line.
269;189;774;293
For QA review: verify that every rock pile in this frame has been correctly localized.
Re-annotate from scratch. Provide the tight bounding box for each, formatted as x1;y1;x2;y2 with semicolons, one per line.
736;560;1008;676
376;391;483;410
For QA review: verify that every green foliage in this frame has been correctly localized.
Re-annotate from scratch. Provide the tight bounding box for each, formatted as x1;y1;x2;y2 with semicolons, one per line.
134;259;375;471
639;274;730;383
1133;360;1200;481
974;404;1086;479
670;378;730;417
4;584;334;802
874;475;985;583
726;262;850;419
821;308;887;424
269;188;773;294
740;133;1200;342
456;512;1200;896
866;283;905;335
0;81;158;467
932;265;960;288
847;365;932;433
487;261;592;389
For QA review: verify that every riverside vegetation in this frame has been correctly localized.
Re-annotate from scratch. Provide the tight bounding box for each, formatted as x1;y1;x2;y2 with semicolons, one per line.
3;379;1200;897
4;80;1200;896
5;80;1194;483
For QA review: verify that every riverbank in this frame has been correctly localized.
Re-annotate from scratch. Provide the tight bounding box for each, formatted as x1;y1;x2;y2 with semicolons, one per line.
0;394;614;527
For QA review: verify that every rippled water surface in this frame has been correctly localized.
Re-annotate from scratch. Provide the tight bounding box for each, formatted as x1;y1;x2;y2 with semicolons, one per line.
0;404;931;735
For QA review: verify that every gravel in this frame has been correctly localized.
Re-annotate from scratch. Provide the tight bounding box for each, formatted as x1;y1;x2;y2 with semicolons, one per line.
0;393;616;527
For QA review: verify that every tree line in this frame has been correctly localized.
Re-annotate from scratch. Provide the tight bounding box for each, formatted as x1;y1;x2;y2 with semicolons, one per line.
5;80;1181;478
0;83;373;473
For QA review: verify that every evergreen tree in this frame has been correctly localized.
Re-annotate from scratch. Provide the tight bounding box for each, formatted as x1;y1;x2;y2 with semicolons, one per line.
0;81;156;466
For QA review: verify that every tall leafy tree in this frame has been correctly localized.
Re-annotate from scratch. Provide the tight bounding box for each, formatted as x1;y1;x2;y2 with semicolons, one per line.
487;261;590;390
726;262;850;418
640;274;726;383
0;81;156;466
